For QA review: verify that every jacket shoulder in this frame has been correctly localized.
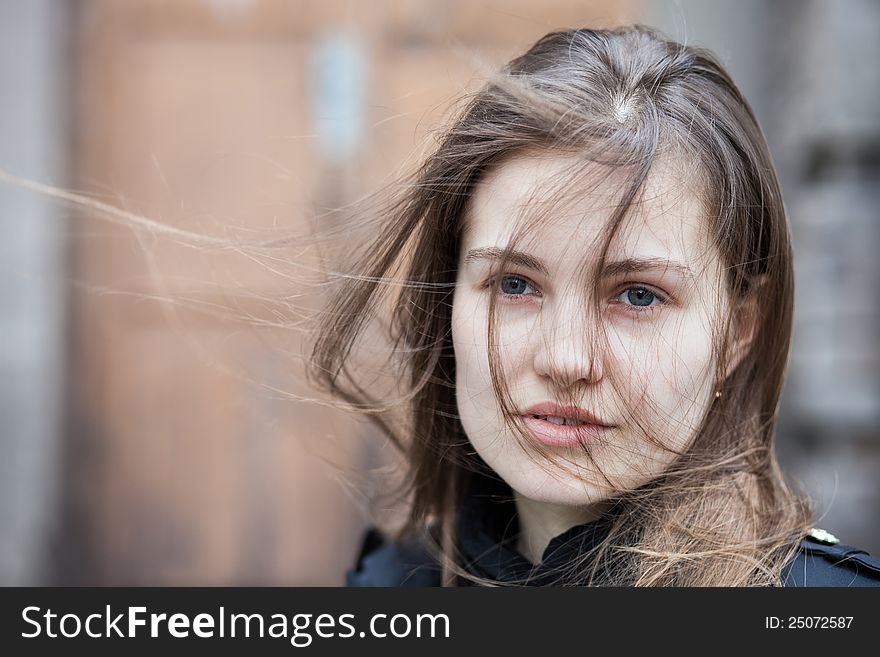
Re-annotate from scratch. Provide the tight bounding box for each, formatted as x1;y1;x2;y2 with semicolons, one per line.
782;530;880;587
345;527;441;587
346;526;880;587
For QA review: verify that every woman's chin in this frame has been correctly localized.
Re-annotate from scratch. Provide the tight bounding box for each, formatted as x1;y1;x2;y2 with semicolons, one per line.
505;467;609;509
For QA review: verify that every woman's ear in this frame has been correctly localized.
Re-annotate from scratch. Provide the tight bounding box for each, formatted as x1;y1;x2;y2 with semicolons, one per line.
723;279;763;380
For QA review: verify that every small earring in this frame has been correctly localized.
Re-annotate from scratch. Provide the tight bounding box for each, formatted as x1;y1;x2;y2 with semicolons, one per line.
714;390;722;399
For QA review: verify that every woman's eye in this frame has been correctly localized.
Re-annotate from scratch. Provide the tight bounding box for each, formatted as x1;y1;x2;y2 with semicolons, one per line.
615;286;665;312
492;275;537;299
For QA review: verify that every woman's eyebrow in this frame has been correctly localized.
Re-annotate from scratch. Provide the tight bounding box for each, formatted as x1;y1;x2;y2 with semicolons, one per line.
602;257;695;279
463;247;694;279
463;247;549;275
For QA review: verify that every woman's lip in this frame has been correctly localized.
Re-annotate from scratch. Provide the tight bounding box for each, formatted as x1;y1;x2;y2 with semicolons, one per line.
522;403;611;426
520;415;612;447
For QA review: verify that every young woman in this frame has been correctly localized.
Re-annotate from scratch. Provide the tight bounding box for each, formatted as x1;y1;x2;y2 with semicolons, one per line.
309;25;880;586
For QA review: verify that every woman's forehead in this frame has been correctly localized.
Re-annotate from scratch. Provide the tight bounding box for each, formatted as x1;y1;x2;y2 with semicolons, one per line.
462;150;716;272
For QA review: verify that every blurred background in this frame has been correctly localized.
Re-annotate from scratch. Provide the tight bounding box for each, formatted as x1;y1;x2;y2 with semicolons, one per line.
1;0;878;585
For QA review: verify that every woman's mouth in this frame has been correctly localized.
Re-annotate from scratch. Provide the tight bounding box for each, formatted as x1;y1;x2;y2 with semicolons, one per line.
520;414;612;447
529;414;589;426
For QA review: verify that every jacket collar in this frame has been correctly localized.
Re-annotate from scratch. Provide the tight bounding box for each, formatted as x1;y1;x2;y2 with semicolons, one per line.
456;473;617;585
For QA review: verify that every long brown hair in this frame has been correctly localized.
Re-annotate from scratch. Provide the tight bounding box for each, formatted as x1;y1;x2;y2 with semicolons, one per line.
308;24;812;586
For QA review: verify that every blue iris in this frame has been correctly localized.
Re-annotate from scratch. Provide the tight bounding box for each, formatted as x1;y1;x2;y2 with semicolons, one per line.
626;288;655;306
500;276;530;295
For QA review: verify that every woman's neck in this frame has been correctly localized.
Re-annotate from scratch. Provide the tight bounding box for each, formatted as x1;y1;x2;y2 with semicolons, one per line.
513;491;610;565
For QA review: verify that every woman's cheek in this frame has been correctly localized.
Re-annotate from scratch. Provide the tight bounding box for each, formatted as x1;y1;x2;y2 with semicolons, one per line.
605;323;683;441
452;295;494;409
671;315;717;397
497;317;535;374
607;328;658;404
651;318;717;445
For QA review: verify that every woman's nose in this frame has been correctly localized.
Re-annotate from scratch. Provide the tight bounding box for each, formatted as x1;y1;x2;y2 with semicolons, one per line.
531;307;604;387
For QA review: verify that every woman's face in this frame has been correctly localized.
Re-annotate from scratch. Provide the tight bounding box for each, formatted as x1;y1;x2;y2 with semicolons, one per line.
451;150;730;516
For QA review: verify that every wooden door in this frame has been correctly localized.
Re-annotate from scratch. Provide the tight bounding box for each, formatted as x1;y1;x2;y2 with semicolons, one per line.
63;0;633;584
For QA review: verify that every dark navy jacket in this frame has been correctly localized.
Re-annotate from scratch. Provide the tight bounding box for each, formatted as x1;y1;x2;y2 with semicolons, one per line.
346;476;880;587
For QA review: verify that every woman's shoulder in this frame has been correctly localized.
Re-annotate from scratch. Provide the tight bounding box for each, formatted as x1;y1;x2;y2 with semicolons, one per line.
781;529;880;587
345;525;880;587
345;527;440;587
